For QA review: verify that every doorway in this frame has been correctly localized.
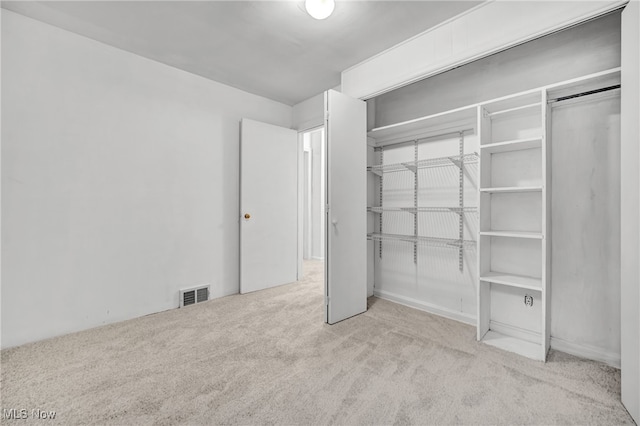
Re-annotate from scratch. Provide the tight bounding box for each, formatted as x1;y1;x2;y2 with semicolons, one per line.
300;126;326;296
302;127;325;262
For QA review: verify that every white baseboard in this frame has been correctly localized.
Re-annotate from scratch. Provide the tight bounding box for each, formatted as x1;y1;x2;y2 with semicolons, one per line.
489;320;541;345
373;289;475;326
374;289;621;368
550;336;621;369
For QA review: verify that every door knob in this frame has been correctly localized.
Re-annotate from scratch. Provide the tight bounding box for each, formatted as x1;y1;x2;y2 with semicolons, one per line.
244;213;251;219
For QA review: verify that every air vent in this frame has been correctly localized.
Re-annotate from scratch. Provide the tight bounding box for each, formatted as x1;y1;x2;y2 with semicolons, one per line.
179;285;210;308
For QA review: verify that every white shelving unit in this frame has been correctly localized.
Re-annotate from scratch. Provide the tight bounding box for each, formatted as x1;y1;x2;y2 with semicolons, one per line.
477;89;551;361
474;68;621;361
367;107;478;272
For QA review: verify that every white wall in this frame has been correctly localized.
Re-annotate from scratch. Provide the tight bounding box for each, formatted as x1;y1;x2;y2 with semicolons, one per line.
293;93;324;132
1;10;292;349
292;85;340;131
621;0;640;421
342;1;627;100
550;93;621;366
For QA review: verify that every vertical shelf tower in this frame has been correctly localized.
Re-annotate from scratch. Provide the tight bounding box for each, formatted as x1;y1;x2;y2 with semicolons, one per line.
477;90;551;361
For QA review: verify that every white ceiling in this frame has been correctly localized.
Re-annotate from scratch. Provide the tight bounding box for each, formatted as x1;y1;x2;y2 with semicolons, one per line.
2;1;482;105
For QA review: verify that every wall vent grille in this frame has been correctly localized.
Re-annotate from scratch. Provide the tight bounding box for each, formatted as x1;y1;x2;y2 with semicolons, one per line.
179;285;210;308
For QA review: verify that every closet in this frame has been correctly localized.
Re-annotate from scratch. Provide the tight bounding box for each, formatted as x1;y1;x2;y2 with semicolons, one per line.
363;12;622;362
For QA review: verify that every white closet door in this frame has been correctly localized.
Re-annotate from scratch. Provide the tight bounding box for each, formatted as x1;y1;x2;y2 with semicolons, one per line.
325;90;367;324
240;119;298;294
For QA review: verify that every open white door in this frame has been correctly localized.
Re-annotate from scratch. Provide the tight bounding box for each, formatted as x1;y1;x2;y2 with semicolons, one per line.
325;90;367;324
240;119;298;294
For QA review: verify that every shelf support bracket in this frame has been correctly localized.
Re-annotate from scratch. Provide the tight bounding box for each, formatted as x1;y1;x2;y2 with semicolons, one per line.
449;157;463;169
403;162;418;174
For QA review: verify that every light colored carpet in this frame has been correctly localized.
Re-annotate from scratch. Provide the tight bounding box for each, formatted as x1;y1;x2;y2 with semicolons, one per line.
0;260;634;425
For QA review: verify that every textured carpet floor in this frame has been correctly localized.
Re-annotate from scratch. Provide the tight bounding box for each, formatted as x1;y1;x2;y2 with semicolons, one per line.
0;260;634;425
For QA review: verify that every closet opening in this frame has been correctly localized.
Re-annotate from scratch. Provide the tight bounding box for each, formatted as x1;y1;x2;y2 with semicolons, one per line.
364;10;622;363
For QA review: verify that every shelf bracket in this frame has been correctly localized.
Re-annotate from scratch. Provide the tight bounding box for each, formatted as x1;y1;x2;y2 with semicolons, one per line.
449;157;463;169
403;162;418;174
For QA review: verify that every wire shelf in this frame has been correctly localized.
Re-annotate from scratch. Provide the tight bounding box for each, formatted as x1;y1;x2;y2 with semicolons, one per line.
367;206;477;214
367;233;476;250
367;152;478;176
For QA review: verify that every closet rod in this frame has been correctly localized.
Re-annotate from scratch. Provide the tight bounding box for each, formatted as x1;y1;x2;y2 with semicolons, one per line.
549;84;621;103
375;128;473;150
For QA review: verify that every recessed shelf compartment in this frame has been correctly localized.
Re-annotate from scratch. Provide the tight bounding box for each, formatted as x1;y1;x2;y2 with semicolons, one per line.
481;92;543;145
481;190;542;234
480;272;542;291
483;236;542;280
481;147;542;189
478;281;545;360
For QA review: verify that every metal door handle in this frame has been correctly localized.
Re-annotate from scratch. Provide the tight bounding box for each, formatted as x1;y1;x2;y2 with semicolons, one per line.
244;213;251;219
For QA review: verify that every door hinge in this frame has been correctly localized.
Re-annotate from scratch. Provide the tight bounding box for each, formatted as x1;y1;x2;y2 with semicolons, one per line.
325;111;330;121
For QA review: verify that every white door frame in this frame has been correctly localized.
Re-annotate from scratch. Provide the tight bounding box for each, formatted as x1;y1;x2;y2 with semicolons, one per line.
303;148;312;260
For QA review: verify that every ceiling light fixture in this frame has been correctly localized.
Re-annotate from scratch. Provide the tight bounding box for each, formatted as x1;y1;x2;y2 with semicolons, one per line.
305;0;335;20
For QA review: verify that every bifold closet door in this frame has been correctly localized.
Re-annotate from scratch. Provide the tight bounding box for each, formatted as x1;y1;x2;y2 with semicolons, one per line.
621;1;640;422
324;90;367;324
240;118;298;294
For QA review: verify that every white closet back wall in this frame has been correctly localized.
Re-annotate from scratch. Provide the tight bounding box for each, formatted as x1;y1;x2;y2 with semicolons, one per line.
368;12;622;364
551;92;620;359
372;134;478;322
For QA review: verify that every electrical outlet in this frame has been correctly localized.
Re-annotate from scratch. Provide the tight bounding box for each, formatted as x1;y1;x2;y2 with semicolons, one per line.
524;294;534;307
